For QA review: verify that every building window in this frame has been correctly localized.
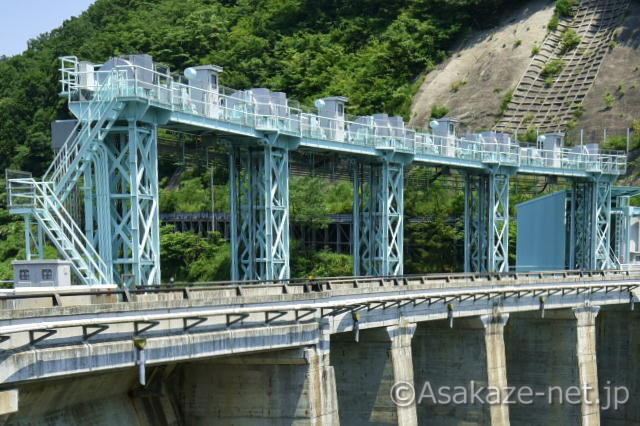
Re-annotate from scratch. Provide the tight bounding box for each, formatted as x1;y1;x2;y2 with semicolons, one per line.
19;269;29;280
42;269;53;281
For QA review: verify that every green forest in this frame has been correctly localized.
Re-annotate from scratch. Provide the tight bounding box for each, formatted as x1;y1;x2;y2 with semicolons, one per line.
0;0;527;282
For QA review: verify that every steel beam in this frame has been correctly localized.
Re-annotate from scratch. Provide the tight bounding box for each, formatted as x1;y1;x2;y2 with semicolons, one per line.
353;161;404;276
230;145;290;281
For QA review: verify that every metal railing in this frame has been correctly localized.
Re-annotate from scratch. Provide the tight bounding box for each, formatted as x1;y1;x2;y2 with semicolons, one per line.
59;56;627;175
6;178;110;285
45;70;124;189
0;269;635;305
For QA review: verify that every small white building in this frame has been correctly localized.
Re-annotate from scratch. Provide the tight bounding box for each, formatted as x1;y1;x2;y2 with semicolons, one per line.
12;260;72;288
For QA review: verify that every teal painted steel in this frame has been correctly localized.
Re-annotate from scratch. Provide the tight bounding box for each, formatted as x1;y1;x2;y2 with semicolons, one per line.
353;161;404;276
464;170;512;273
4;55;630;285
516;191;568;271
229;144;290;281
517;181;624;272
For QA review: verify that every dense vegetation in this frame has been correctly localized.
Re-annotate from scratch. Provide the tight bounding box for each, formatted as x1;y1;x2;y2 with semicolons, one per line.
0;0;526;282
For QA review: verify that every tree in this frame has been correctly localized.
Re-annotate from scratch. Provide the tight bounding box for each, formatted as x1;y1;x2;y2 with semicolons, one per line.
159;226;230;282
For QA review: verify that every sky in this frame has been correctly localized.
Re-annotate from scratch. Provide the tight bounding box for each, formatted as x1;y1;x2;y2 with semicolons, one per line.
0;0;95;57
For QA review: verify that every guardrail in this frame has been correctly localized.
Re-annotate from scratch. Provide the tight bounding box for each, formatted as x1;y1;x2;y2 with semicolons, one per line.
58;56;627;175
0;269;637;308
0;269;638;351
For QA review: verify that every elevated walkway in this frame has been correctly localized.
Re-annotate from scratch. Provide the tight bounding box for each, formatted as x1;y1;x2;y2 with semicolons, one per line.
4;54;628;286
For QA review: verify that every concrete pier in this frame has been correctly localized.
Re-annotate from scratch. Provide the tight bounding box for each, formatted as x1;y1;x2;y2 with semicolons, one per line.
482;314;511;426
505;307;601;426
387;322;418;426
574;306;600;426
412;315;509;425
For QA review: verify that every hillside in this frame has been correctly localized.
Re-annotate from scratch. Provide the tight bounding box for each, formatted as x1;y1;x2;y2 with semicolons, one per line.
0;0;523;281
0;0;520;178
410;0;640;134
574;0;640;129
410;0;555;130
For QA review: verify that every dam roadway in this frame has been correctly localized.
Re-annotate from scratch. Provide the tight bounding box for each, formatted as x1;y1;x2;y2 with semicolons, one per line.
0;270;639;425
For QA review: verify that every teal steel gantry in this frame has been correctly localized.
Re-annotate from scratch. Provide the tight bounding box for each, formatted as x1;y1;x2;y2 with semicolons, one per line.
4;54;628;286
463;168;514;273
353;157;408;276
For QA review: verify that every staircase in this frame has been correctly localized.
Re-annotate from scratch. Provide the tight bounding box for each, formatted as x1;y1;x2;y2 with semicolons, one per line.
6;62;124;285
45;74;125;202
7;178;110;285
495;0;629;133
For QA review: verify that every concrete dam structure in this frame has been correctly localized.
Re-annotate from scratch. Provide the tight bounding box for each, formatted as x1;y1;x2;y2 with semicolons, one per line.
0;37;637;426
0;270;639;425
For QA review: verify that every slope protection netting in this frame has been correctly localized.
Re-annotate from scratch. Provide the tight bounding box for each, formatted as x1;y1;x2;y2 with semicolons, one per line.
495;0;629;134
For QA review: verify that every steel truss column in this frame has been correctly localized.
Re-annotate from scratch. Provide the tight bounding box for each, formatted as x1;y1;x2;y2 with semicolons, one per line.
96;121;160;287
464;171;511;273
83;145;115;281
230;145;290;281
571;179;614;270
22;214;44;260
612;196;630;265
353;161;404;276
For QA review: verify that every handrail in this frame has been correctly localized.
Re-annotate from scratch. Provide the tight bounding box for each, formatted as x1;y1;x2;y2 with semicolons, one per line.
45;69;123;189
0;271;637;337
8;178;111;284
0;269;633;302
34;181;110;284
58;59;627;175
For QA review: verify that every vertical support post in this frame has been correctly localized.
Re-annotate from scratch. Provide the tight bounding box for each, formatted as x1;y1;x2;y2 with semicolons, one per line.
594;180;613;269
22;215;43;261
36;222;44;259
571;179;613;270
613;196;629;265
104;121;161;287
353;161;404;276
229;148;239;281
573;306;601;425
24;215;31;261
490;173;510;272
352;162;361;275
481;314;510;426
464;174;484;272
229;145;290;281
464;171;511;273
387;322;418;426
83;166;95;247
